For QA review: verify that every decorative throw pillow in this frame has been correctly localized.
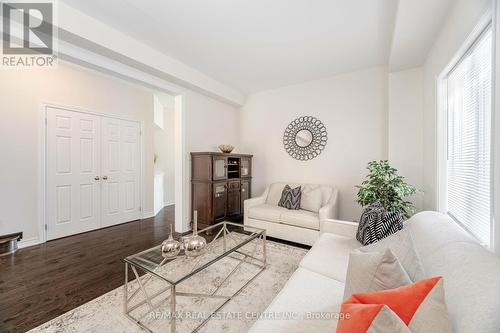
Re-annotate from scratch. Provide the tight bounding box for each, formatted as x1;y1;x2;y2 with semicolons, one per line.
278;185;301;210
300;185;323;213
358;227;425;282
338;304;410;333
337;277;453;333
343;248;412;300
357;202;403;245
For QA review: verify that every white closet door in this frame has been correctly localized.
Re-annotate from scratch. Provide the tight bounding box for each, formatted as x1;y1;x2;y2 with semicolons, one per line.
46;107;101;240
101;117;141;226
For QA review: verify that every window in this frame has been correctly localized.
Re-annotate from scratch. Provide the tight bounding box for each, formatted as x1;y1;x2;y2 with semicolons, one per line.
443;25;492;247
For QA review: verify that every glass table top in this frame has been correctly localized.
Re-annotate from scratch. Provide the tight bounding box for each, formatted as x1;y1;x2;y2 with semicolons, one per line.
124;222;265;285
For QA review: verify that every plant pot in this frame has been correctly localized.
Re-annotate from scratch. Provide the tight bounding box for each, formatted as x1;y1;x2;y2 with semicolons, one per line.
356;202;403;245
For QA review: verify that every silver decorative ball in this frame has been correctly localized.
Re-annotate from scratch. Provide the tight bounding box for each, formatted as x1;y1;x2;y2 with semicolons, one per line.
183;235;207;257
161;225;181;258
161;238;181;258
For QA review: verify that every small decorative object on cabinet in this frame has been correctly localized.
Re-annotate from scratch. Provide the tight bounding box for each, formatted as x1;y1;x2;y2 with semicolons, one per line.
183;211;207;257
218;144;235;154
191;152;253;229
161;225;181;258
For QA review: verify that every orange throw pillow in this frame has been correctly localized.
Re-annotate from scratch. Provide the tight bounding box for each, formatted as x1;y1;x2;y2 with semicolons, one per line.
337;276;452;333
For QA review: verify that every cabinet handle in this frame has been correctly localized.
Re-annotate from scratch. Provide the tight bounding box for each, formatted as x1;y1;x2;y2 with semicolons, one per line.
103;176;108;180
94;176;100;181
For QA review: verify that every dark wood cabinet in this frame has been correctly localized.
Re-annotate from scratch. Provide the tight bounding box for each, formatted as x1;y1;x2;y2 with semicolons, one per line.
240;180;251;211
191;152;253;229
213;182;227;221
227;181;241;217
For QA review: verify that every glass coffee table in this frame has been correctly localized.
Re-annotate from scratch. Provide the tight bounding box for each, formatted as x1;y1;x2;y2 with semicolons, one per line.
123;222;267;333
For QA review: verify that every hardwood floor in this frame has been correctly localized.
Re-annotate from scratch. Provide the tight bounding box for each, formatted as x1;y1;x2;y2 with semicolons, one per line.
0;206;177;333
0;206;308;333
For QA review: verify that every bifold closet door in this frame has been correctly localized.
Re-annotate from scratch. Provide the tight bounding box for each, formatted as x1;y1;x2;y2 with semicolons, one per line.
46;107;101;240
101;117;141;227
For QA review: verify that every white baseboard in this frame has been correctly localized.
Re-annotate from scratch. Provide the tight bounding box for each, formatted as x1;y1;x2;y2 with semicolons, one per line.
18;237;42;249
164;201;175;207
143;211;155;219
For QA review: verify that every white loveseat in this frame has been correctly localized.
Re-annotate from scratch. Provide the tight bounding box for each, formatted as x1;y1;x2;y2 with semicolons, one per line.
244;183;338;246
249;211;500;333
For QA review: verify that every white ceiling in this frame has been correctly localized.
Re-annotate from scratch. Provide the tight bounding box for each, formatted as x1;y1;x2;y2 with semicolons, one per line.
389;0;453;72
61;0;452;94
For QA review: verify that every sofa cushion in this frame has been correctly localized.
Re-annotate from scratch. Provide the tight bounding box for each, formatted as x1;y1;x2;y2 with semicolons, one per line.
359;227;425;282
396;211;500;333
338;277;452;333
337;304;410;333
265;182;333;207
300;233;361;283
417;241;500;333
281;209;320;230
300;185;323;213
248;267;343;333
247;204;287;223
405;211;479;258
266;183;288;205
278;185;302;210
343;248;411;300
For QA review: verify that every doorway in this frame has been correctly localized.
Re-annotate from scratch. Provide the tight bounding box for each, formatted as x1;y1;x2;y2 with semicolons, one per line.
153;94;176;216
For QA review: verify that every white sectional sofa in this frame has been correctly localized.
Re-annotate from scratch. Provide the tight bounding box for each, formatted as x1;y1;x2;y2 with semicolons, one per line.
249;211;500;333
244;183;338;246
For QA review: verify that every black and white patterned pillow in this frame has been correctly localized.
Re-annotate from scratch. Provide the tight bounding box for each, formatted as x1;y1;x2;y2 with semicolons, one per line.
278;185;302;210
356;202;403;245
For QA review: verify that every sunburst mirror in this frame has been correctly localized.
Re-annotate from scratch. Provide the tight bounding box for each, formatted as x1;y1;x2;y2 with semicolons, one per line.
283;116;328;160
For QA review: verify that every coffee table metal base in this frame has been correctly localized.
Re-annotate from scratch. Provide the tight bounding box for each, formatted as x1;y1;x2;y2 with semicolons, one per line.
124;230;267;333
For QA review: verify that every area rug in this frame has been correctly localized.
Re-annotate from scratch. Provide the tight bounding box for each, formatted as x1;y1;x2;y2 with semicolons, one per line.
28;237;308;333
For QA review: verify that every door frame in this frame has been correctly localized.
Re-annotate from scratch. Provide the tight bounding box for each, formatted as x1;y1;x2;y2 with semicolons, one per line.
38;102;144;242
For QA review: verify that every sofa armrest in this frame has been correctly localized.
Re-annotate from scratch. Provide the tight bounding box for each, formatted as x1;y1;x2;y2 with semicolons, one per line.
244;186;269;218
320;219;359;239
319;189;339;220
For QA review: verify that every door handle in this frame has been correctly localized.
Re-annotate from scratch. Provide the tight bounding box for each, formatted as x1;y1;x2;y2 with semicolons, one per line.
94;176;100;181
103;176;108;180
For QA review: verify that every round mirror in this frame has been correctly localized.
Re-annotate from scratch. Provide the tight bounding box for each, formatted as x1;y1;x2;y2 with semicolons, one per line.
295;129;313;147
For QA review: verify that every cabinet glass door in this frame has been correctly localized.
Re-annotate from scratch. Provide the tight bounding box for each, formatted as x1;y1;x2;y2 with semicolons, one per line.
213;183;226;220
240;181;250;215
227;182;241;216
213;156;227;180
241;157;251;177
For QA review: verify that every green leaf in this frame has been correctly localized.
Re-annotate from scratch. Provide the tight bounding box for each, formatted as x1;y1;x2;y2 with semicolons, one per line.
355;160;421;219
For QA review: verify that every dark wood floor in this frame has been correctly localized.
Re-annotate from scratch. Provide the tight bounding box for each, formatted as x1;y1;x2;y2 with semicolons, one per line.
0;206;308;333
0;207;178;333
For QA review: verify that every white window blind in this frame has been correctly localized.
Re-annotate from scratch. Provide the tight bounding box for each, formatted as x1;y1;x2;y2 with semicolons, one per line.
445;26;492;247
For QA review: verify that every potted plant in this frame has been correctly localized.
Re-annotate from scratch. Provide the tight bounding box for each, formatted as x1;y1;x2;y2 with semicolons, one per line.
355;160;419;245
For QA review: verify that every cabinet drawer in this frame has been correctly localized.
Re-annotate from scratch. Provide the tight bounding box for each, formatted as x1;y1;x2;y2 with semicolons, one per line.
228;181;240;190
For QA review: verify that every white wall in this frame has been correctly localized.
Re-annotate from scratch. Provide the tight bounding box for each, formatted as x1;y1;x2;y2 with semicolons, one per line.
0;61;154;242
422;0;492;210
240;67;388;221
185;92;241;153
0;59;241;242
154;94;176;214
162;99;176;206
183;90;241;226
388;67;424;211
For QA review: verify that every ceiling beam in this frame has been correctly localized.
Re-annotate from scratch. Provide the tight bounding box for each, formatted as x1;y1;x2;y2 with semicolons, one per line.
57;2;245;106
